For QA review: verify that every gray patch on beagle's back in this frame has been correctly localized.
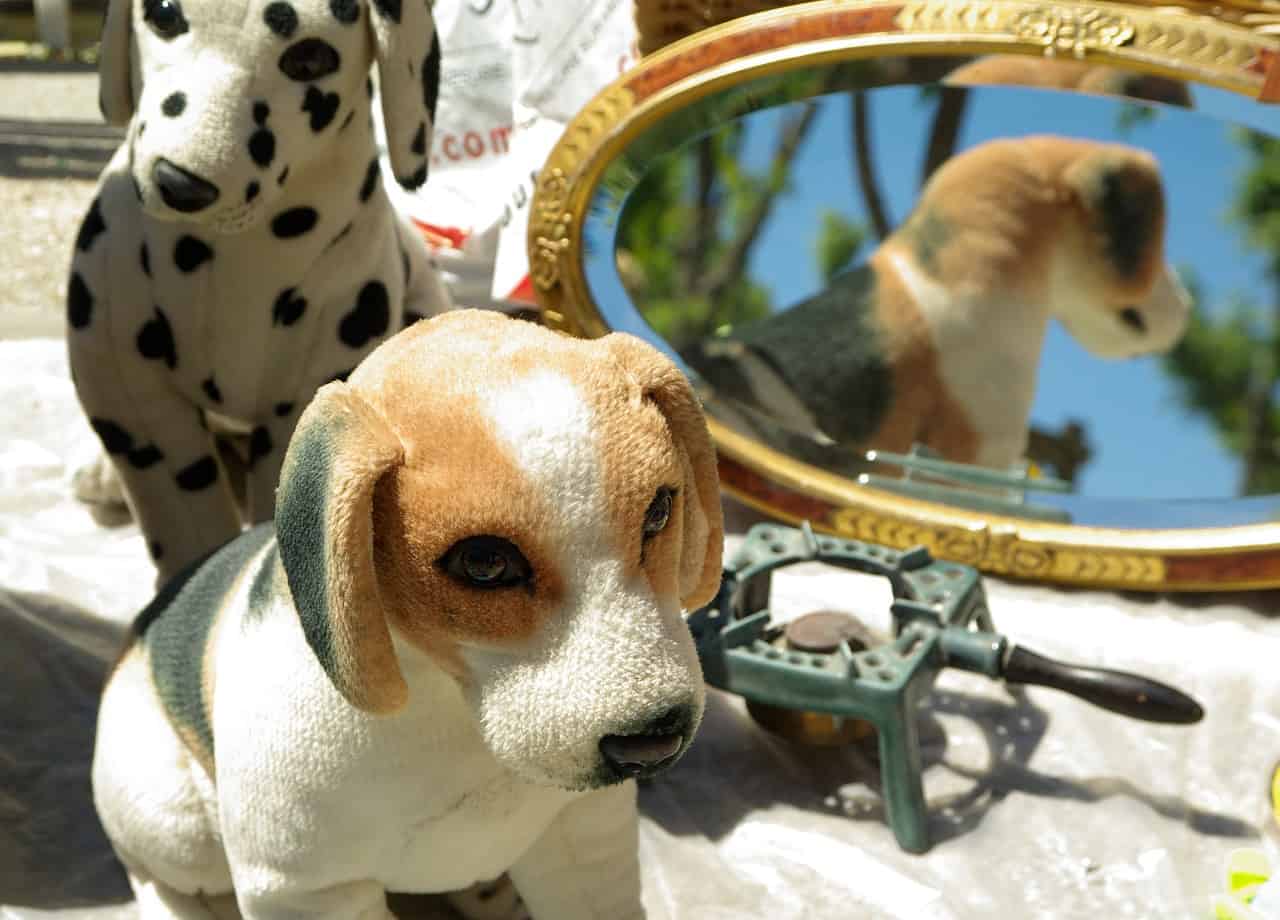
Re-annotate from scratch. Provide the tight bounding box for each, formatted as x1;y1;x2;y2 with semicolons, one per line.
682;265;892;445
132;523;275;761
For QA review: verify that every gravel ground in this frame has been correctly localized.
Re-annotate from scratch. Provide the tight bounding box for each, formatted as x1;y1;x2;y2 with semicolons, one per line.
0;175;97;339
0;66;101;340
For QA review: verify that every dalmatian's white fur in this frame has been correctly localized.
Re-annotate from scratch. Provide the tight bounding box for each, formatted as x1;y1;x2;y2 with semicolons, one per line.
68;0;450;584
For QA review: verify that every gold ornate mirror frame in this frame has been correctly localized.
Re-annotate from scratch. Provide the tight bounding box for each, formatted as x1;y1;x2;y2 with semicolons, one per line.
528;0;1280;592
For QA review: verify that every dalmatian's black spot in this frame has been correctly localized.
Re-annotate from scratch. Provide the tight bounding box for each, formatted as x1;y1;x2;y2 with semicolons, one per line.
131;175;144;202
271;207;317;238
174;235;214;272
339;109;356;132
278;166;290;186
422;37;441;115
410;121;426;155
339;281;390;348
67;273;93;329
404;310;426;325
366;76;374;98
372;0;401;22
161;92;186;118
136;121;147;138
201;376;222;403
245;180;261;203
140;242;152;277
263;1;298;38
248;426;273;467
249;129;276;168
279;39;342;82
329;0;360;23
398;164;427;190
253;101;270;125
149;541;164;561
328;367;354;384
303;86;341;132
137;307;178;369
90;418;134;454
273;287;308;326
274;401;295;417
359;158;380;202
325;222;353;251
127;445;164;469
176;456;218;491
76;198;106;252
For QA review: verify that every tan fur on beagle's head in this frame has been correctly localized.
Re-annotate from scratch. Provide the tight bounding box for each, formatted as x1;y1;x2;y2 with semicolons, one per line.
275;309;723;790
944;55;1193;108
885;134;1190;359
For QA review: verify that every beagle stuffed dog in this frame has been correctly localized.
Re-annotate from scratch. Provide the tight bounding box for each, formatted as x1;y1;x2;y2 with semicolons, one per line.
683;135;1191;470
91;309;725;920
943;54;1193;108
68;0;450;585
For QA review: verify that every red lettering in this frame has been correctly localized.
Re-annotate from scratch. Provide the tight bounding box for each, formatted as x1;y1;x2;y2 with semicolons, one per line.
489;125;512;155
462;131;484;158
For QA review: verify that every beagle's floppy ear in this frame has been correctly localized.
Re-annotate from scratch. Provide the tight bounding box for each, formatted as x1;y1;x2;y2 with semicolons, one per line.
276;381;408;714
1062;147;1166;296
98;0;135;125
607;334;725;611
368;0;440;191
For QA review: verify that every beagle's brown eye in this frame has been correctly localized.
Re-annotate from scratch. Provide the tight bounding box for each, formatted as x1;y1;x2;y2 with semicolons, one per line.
643;487;676;539
441;536;531;589
143;0;189;39
279;38;342;82
1119;307;1146;333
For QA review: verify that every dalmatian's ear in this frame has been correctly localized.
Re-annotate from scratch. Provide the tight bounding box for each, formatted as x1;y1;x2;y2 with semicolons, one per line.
369;0;440;191
276;381;408;714
99;0;136;125
605;334;726;611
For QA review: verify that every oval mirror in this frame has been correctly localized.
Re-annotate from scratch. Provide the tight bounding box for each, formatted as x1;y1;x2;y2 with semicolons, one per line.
529;0;1280;592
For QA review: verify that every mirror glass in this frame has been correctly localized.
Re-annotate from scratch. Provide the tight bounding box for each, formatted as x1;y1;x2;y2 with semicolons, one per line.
579;54;1280;529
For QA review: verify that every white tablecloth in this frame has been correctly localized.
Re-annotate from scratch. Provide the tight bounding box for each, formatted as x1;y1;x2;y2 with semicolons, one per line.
3;338;1277;919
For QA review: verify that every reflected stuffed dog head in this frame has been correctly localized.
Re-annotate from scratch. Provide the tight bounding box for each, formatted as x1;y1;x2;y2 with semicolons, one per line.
1049;142;1191;357
896;134;1191;360
98;0;438;231
274;310;723;791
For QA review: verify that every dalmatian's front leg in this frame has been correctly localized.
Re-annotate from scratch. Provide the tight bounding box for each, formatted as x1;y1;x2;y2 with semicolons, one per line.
507;783;644;920
69;346;242;582
394;216;452;324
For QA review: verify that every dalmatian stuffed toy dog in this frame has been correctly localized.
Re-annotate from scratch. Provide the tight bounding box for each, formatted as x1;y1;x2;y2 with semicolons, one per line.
91;309;724;920
68;0;451;585
682;135;1191;471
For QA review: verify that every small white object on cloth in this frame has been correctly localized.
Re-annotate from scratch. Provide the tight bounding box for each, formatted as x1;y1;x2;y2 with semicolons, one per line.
3;337;1279;918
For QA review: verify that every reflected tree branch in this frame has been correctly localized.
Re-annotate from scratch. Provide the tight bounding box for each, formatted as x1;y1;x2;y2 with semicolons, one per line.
921;85;969;187
680;136;720;295
852;90;893;241
698;100;821;310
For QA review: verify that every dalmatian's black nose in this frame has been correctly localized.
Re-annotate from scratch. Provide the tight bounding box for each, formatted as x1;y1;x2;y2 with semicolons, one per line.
153;158;221;213
599;706;692;780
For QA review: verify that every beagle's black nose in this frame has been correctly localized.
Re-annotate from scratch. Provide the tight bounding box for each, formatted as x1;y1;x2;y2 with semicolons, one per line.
599;706;691;780
153;158;221;213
